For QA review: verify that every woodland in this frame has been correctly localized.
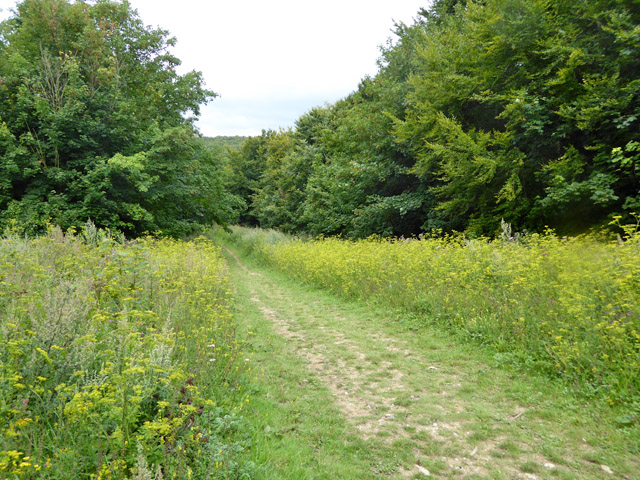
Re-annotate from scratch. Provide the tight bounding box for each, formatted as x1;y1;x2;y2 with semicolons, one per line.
1;0;639;238
0;0;235;237
227;0;640;238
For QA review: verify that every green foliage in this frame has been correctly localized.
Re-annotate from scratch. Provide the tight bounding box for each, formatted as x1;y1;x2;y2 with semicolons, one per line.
203;136;249;152
0;0;232;237
301;80;425;238
226;224;640;408
235;80;427;238
0;226;255;478
225;134;272;226
249;129;311;233
227;0;640;237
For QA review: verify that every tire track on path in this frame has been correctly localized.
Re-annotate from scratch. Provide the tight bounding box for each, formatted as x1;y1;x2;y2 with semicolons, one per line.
222;245;638;480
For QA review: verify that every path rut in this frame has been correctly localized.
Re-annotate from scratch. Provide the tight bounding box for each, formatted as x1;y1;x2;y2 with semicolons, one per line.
223;246;637;480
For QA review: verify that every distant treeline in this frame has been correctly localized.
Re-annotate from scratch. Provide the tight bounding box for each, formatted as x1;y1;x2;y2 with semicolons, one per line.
1;0;638;238
204;136;249;151
227;0;640;237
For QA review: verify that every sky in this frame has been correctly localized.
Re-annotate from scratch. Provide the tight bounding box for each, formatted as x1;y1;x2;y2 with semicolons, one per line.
0;0;429;137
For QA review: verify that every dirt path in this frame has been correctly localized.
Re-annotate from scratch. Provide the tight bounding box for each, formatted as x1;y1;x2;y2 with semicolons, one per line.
223;246;637;480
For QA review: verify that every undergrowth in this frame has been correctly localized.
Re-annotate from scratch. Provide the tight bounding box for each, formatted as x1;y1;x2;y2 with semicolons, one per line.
215;223;640;414
0;224;255;479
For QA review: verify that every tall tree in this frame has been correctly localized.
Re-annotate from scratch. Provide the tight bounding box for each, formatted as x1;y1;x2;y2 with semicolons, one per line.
0;0;228;236
302;79;425;238
397;0;640;234
251;129;312;233
226;0;640;238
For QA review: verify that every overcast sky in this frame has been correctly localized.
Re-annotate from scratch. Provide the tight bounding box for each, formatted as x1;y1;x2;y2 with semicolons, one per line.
0;0;429;137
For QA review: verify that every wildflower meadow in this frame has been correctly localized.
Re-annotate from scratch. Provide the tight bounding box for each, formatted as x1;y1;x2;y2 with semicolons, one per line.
224;223;640;410
0;225;254;479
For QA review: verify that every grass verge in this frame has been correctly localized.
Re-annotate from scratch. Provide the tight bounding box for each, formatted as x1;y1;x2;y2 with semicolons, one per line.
217;225;640;412
215;234;640;479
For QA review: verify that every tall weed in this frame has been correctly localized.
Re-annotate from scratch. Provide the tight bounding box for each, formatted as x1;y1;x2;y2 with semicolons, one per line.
0;227;254;479
224;225;640;408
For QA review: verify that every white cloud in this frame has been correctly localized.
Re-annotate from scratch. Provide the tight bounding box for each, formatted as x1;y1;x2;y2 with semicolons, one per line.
129;0;429;135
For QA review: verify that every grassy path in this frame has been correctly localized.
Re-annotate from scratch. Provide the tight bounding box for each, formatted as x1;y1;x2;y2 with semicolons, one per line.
222;244;638;480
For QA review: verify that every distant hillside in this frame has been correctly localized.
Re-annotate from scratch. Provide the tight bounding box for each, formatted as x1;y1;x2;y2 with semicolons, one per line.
203;136;249;151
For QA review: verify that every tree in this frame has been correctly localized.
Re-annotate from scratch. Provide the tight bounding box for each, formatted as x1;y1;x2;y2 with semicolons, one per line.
250;129;312;233
225;0;640;237
302;79;426;238
397;0;640;234
0;0;228;236
225;133;271;226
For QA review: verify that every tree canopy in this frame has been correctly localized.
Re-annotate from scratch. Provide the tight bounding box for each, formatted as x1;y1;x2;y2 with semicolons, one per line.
228;0;640;237
0;0;236;236
2;0;638;238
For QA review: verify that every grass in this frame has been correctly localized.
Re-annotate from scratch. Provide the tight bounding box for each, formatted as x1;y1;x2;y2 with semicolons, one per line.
219;223;640;410
4;222;639;478
0;225;253;479
213;235;640;479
